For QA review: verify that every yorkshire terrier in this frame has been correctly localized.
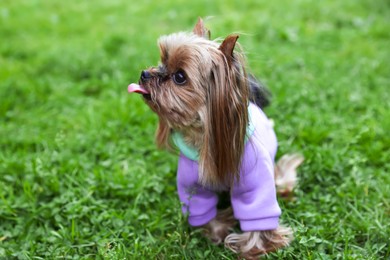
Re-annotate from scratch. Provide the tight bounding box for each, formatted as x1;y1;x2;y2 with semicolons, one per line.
128;18;303;259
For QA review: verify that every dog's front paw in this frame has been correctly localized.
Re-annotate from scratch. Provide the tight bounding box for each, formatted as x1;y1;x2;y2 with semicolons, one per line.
202;207;237;244
224;226;293;259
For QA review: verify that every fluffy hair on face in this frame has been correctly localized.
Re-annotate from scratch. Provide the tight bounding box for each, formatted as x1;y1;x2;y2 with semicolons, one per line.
140;24;250;188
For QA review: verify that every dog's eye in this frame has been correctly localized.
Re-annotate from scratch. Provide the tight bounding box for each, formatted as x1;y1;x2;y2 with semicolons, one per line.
172;70;187;85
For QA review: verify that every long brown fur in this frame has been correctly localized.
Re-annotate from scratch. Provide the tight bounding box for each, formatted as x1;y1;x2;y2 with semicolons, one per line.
200;35;249;187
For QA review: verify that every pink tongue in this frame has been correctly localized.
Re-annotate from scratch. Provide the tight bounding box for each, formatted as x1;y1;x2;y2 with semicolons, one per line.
128;83;149;94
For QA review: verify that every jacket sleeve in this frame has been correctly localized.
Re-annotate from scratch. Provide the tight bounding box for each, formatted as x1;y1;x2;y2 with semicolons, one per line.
176;153;218;226
231;140;281;232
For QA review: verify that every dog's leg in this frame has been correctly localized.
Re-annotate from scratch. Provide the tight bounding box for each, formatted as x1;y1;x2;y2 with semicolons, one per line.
202;207;237;244
224;226;293;259
274;154;304;197
222;155;303;258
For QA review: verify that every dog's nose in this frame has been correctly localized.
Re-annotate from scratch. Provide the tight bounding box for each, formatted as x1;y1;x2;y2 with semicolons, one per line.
141;70;151;81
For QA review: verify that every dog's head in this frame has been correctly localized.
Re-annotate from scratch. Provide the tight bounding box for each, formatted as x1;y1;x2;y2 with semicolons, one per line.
128;18;250;187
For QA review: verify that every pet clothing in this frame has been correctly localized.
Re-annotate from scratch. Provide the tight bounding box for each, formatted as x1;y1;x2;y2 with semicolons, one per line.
173;103;281;231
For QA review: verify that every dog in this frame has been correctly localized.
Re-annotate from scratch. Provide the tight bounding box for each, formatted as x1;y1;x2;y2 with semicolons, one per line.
128;18;303;259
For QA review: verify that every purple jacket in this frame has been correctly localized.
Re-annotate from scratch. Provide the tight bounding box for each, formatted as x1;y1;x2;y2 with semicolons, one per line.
175;103;281;231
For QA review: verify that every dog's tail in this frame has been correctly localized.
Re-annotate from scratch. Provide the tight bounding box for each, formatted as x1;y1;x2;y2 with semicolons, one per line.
274;154;304;197
248;74;271;109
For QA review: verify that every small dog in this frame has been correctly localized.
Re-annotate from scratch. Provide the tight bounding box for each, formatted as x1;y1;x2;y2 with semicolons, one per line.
128;18;303;259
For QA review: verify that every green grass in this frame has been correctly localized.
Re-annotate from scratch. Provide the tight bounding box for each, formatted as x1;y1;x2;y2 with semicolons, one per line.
1;0;389;259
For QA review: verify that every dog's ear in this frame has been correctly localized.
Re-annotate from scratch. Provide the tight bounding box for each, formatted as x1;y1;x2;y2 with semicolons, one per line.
193;17;210;39
219;34;239;65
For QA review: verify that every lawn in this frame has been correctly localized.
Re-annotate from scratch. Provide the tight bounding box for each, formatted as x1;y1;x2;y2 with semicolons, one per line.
0;0;389;259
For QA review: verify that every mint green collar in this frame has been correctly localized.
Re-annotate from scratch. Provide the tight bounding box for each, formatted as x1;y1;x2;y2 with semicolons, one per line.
172;108;255;161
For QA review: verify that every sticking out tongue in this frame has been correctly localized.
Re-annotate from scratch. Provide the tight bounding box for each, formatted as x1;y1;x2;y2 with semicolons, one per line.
128;83;149;94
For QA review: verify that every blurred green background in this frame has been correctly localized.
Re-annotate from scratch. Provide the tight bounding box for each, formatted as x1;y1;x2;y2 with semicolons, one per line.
0;0;389;258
